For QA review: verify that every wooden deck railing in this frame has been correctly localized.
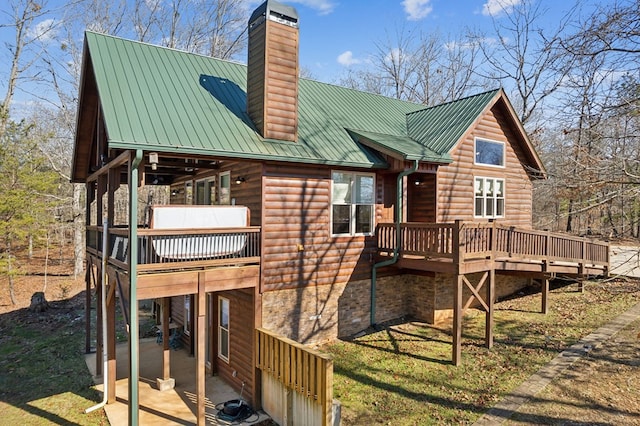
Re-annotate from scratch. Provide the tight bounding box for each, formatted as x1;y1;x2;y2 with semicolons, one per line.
86;225;261;269
256;328;334;426
377;221;609;267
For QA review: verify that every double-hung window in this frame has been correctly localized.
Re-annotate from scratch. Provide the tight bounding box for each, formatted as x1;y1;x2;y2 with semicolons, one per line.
331;171;375;236
474;177;505;218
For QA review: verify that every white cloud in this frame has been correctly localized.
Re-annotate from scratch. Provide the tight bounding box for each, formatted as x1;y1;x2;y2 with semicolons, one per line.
337;51;361;66
402;0;433;21
481;0;521;17
27;18;57;42
280;0;337;15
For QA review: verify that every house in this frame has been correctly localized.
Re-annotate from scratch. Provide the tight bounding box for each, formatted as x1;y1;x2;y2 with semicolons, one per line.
71;0;609;424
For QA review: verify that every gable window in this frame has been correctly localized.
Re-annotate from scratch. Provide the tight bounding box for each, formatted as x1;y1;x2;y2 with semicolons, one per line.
475;138;505;167
218;297;230;362
331;171;374;236
474;177;505;218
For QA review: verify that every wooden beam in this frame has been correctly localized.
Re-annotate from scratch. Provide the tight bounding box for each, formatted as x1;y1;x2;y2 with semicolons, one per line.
162;297;171;380
485;268;494;349
196;272;206;426
542;261;549;315
453;274;463;366
106;276;117;403
85;259;92;354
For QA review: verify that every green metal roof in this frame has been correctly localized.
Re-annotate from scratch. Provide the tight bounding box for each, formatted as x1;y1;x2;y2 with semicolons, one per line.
407;89;500;154
84;32;428;169
81;33;531;171
346;129;451;163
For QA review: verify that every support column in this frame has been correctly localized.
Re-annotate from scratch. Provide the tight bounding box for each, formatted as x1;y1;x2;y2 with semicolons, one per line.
85;261;92;354
157;297;174;391
106;279;117;403
542;277;550;314
96;272;103;376
542;261;549;315
196;273;207;426
128;149;143;425
485;268;494;349
453;274;463;366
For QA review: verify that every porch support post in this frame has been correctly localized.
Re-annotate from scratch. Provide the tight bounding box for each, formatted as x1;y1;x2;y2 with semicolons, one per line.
85;261;92;354
95;175;106;377
85;182;93;354
161;297;171;380
196;272;207;426
95;268;103;376
106;165;117;403
106;276;117;403
128;149;143;425
541;261;549;315
485;268;494;349
453;273;463;366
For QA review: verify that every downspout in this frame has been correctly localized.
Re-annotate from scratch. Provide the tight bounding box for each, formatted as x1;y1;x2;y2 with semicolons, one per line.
371;160;419;328
128;149;143;425
85;219;109;414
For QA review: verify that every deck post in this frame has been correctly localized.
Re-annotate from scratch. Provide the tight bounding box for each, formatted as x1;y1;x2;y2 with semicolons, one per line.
196;272;207;426
161;297;171;381
106;277;117;403
85;259;92;354
542;260;550;315
452;220;463;366
453;274;463;366
485;268;494;349
85;182;94;354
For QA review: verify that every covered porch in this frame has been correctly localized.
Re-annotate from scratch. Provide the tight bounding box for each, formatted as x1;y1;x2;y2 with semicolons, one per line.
85;338;272;425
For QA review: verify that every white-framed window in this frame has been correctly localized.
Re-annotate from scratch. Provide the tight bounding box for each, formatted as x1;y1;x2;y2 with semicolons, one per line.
218;297;230;362
475;138;505;167
474;177;505;218
331;171;375;236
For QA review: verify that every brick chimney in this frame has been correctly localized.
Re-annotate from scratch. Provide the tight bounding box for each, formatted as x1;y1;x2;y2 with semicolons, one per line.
247;0;299;142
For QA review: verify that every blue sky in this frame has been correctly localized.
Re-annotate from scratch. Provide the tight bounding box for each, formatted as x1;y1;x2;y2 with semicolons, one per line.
0;0;613;118
275;0;584;83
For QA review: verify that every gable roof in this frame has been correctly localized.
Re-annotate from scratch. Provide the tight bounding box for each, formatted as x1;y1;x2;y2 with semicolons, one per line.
72;32;545;181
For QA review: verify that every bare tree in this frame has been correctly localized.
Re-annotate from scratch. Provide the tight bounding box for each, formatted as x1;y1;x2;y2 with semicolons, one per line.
0;0;61;132
338;27;487;105
468;0;572;129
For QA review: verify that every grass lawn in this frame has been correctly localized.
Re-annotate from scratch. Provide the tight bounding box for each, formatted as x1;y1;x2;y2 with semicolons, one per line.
1;278;638;425
0;293;109;425
323;279;640;425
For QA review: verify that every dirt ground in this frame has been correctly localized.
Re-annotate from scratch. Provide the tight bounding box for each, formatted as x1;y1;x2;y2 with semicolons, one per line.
0;247;86;315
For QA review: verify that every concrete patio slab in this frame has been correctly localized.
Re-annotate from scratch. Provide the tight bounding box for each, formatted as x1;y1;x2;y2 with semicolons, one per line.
85;338;271;425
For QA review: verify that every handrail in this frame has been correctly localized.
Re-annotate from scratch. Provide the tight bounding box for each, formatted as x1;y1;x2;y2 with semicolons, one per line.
377;221;609;267
87;225;261;268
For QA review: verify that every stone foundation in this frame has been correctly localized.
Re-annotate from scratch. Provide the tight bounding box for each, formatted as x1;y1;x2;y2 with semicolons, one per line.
261;272;530;345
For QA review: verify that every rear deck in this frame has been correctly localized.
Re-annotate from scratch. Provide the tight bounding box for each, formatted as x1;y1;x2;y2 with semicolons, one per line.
377;220;609;276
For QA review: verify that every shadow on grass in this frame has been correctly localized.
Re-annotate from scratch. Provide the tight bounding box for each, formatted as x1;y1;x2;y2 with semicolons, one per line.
0;291;106;425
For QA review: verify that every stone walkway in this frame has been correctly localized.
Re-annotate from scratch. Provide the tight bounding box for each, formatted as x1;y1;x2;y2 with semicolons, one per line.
473;301;640;425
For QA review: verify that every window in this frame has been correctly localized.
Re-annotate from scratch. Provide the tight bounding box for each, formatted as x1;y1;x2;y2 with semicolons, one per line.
218;297;230;362
474;177;505;218
331;171;374;235
184;295;191;336
475;138;505;167
195;178;215;205
218;172;231;205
